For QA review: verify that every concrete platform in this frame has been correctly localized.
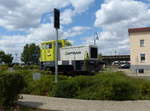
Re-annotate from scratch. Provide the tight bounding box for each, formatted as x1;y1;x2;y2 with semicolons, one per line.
17;94;150;111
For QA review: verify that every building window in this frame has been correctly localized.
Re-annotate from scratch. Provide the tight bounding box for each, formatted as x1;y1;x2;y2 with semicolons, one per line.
140;40;144;47
140;53;145;62
139;69;144;73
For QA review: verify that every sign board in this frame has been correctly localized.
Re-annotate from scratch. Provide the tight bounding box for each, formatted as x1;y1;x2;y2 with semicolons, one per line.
33;73;41;80
60;46;90;61
54;8;60;29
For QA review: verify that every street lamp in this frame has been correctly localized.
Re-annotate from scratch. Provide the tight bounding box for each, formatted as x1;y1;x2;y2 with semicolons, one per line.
94;32;99;45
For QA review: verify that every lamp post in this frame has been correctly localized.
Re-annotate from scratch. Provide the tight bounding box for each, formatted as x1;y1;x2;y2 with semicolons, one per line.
94;32;99;45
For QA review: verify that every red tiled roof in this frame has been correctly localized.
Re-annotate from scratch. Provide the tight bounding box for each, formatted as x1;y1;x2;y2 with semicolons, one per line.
128;27;150;33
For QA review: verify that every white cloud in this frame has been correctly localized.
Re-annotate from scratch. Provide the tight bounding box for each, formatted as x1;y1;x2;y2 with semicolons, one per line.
93;0;150;55
61;9;75;24
0;0;95;30
27;24;56;43
95;0;148;26
72;26;91;32
70;0;95;13
63;26;91;38
118;39;129;45
0;35;26;58
2;0;71;29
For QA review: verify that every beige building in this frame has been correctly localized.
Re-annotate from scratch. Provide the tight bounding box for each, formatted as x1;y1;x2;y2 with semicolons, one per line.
129;27;150;73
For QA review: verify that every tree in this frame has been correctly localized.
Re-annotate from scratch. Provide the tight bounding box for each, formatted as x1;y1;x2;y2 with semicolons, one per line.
21;43;40;64
0;51;13;65
2;54;13;65
0;51;5;63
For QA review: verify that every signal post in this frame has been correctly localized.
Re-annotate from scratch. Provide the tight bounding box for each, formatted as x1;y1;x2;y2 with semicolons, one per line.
54;8;60;83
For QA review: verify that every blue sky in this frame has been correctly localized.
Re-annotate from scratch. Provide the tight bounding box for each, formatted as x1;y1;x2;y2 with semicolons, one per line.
0;0;150;62
39;0;104;46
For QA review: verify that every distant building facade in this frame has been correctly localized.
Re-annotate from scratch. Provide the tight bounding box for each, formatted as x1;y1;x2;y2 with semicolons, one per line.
102;55;130;65
129;27;150;73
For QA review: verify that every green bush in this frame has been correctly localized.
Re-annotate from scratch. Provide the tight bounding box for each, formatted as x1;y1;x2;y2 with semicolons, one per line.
0;65;9;71
137;79;150;99
13;65;40;70
96;78;137;100
13;64;22;70
23;75;54;95
93;72;137;100
53;75;94;98
21;65;40;70
0;72;25;109
21;70;68;96
54;80;78;98
6;69;150;101
53;72;138;100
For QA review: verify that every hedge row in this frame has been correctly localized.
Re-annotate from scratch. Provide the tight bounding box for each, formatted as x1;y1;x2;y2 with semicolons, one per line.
53;72;138;100
4;70;150;101
21;70;150;100
52;72;150;100
0;72;25;109
13;65;40;70
20;70;68;96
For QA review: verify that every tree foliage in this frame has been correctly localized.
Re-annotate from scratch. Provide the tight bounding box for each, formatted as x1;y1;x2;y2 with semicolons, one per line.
0;51;13;65
21;43;40;64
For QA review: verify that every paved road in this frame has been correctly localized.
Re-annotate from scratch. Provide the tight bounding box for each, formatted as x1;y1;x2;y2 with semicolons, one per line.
17;94;150;111
118;69;150;78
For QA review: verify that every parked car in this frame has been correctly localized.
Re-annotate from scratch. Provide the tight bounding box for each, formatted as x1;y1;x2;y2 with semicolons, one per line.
112;61;120;65
119;63;130;69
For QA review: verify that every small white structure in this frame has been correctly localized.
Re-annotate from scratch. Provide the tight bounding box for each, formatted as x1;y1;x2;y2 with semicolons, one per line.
60;45;98;61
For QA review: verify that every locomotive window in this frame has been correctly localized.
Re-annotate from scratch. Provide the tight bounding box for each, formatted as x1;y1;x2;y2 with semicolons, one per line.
90;47;97;58
48;44;52;48
45;44;49;49
41;44;52;49
41;44;46;49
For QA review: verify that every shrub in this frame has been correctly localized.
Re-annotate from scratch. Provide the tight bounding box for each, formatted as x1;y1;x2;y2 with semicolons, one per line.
0;72;25;109
0;65;9;71
137;79;150;99
97;78;137;100
22;70;68;96
93;72;137;100
6;69;150;101
24;75;54;95
53;72;138;100
21;65;40;70
54;80;78;98
13;64;22;70
53;75;95;98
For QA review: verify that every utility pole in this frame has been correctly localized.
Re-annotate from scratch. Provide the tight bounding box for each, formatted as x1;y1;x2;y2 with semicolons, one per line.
15;53;18;63
115;49;117;61
55;29;58;83
54;8;60;83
